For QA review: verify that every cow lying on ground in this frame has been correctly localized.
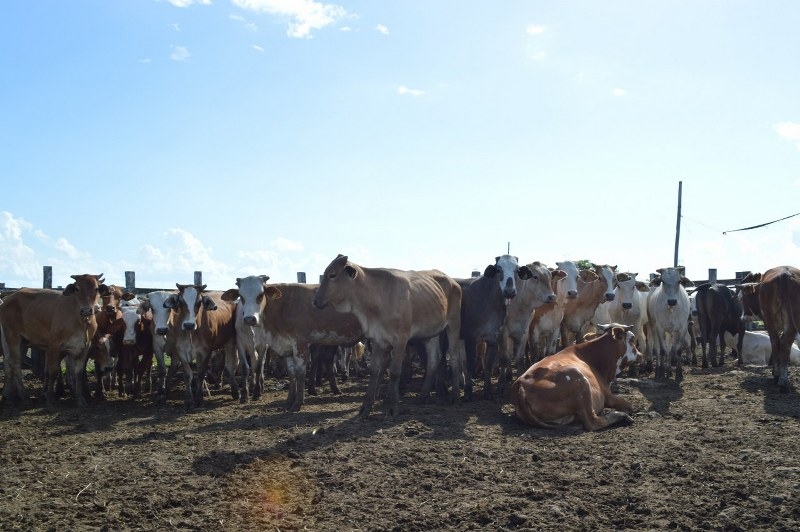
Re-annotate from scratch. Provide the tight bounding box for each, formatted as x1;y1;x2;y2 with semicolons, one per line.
723;331;800;366
511;324;642;432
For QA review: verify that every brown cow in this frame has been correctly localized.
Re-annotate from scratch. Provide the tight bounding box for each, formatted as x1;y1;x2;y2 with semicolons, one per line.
511;324;642;431
758;265;800;392
559;264;616;348
223;280;362;412
312;254;462;418
164;284;238;409
0;274;106;407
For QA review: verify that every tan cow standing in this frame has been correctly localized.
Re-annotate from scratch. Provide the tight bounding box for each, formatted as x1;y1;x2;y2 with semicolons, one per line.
0;274;105;407
312;255;462;418
511;324;642;432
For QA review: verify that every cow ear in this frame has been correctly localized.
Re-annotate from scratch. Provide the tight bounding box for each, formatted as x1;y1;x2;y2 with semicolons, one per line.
164;295;178;309
680;277;695;288
649;277;663;287
344;265;358;279
62;283;78;296
635;281;650;292
265;286;282;300
199;284;207;292
517;266;533;280
483;265;498;278
551;269;567;281
99;284;110;296
579;270;598;282
220;289;239;302
202;296;217;311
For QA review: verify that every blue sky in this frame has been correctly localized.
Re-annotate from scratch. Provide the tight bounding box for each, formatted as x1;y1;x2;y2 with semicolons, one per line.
2;0;800;290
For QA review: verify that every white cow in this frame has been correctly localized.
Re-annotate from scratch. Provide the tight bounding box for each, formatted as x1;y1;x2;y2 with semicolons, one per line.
607;272;649;351
528;261;581;361
645;267;694;381
221;275;278;403
723;331;800;366
143;290;178;402
499;261;560;379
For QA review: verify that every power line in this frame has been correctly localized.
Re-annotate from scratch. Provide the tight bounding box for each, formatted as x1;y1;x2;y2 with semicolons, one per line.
722;212;800;235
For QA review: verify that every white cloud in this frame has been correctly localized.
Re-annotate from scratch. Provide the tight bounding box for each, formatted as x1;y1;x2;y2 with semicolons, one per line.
252;44;265;52
398;85;425;97
229;14;246;22
775;121;800;150
612;87;627;97
170;45;190;61
139;58;152;64
232;0;348;38
169;23;181;32
0;212;39;282
339;26;352;32
375;24;389;35
526;24;546;35
166;0;211;7
270;237;304;252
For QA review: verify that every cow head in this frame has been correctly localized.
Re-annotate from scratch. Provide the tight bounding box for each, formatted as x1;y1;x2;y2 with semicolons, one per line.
221;275;282;327
734;282;762;321
596;323;642;376
63;273;105;317
99;284;124;318
651;267;694;307
524;261;557;306
173;283;215;331
119;307;141;345
593;264;617;302
145;291;177;336
615;272;649;310
483;254;530;299
313;254;360;312
92;333;117;375
554;261;581;299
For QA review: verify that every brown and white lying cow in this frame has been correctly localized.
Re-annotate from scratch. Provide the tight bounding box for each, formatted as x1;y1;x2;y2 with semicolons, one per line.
511;324;642;431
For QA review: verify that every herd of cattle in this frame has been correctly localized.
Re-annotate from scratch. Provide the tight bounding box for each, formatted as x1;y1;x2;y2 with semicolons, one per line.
0;254;798;431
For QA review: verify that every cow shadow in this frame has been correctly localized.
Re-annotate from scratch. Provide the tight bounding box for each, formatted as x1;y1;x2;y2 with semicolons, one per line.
739;368;800;418
622;377;685;417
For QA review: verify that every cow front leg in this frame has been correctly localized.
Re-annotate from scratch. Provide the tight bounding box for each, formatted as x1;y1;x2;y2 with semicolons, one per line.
418;336;441;404
384;347;405;419
360;346;388;418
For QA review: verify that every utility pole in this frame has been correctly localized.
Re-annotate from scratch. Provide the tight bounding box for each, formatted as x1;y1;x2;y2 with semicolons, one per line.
674;181;682;268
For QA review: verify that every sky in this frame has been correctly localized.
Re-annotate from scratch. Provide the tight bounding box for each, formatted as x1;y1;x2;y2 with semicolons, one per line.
2;0;800;291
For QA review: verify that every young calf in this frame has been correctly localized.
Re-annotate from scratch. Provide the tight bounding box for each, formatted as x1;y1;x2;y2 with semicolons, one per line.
511;324;642;432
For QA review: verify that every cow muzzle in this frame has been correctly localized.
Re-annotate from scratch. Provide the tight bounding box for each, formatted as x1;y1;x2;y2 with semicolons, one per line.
183;322;197;331
243;315;259;327
80;306;95;317
156;327;168;335
622;302;632;310
605;293;615;302
667;299;677;307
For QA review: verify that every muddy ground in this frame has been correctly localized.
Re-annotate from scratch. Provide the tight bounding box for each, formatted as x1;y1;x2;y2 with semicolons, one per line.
1;354;798;532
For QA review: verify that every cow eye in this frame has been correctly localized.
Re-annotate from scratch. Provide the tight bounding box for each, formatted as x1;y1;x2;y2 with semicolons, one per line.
328;273;337;280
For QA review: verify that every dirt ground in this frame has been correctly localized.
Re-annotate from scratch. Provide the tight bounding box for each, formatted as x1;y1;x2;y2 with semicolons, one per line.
1;353;799;532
